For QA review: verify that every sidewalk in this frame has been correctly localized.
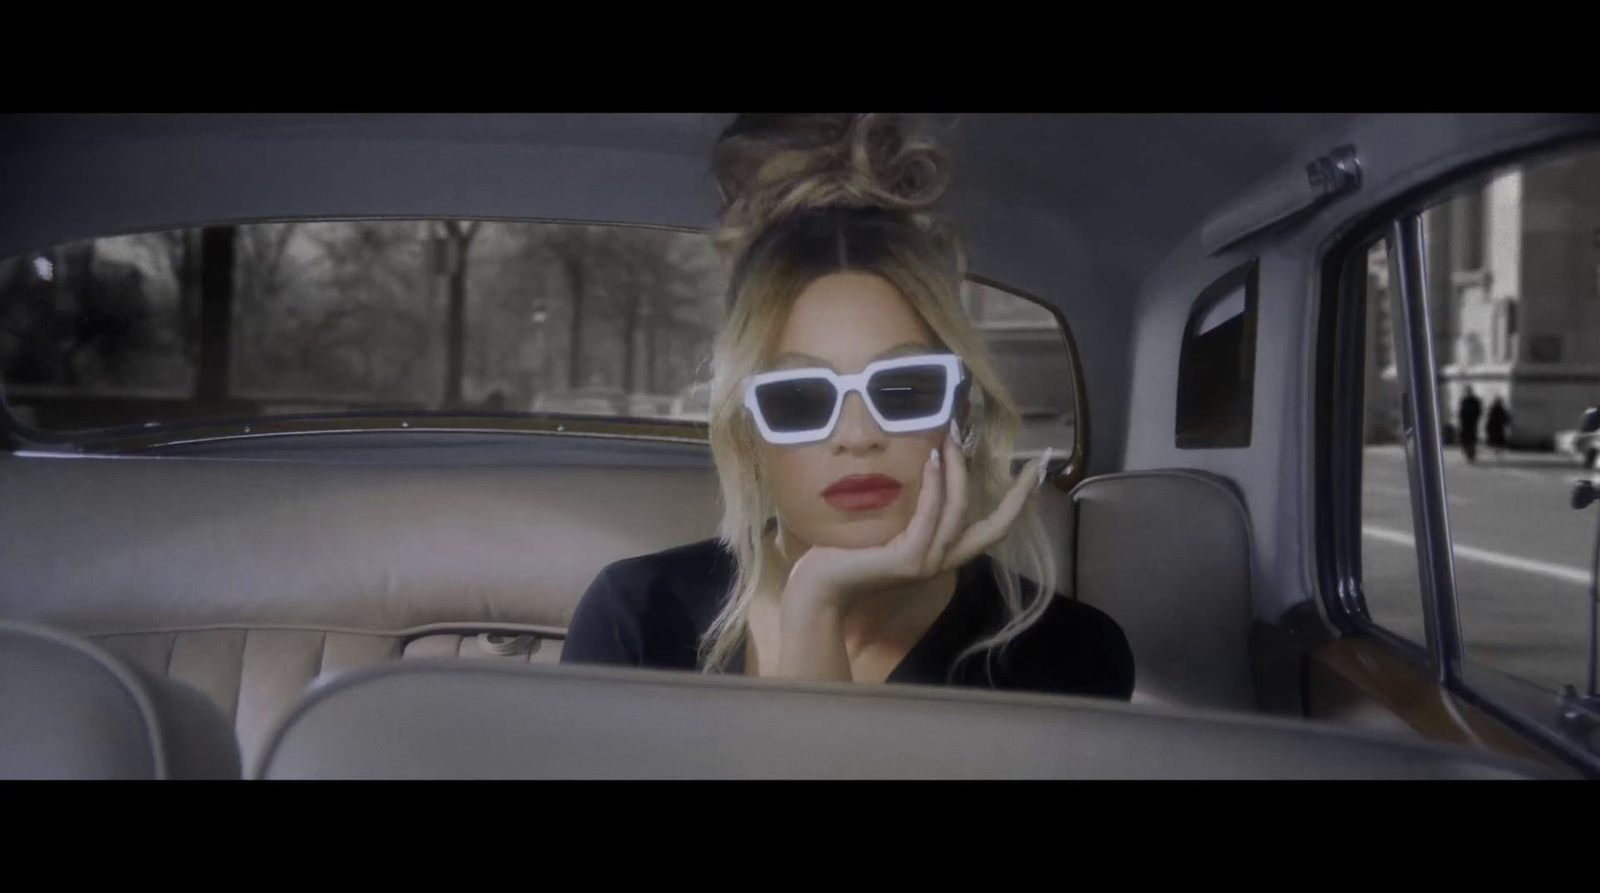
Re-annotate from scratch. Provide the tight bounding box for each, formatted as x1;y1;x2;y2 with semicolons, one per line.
1364;442;1581;471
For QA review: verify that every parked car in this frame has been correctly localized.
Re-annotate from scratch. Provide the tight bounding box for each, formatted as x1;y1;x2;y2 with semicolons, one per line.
1557;428;1600;470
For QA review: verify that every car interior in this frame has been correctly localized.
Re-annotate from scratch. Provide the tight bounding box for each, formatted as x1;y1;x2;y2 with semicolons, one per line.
2;112;1596;779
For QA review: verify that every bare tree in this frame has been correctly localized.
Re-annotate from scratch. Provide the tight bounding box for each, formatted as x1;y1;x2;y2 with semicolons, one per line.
508;224;629;392
437;220;481;408
231;223;302;393
590;228;718;398
0;241;164;390
195;226;237;405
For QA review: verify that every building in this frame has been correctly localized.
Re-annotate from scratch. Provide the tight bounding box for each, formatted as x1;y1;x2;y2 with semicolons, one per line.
1367;147;1600;449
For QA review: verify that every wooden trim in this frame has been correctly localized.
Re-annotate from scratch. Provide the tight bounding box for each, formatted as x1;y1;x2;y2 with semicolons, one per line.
1306;637;1570;772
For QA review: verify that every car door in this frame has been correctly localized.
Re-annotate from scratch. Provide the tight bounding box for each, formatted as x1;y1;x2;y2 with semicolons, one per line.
1154;113;1600;777
1301;115;1599;775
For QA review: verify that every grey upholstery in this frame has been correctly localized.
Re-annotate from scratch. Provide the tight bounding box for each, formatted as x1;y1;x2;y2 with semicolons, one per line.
1071;469;1257;711
89;625;564;771
0;452;721;768
0;621;240;779
0;456;720;632
255;661;1550;779
1;452;1090;768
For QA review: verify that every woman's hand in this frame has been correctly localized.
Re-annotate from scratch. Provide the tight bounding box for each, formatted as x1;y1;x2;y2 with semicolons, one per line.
772;427;1050;680
787;429;1049;614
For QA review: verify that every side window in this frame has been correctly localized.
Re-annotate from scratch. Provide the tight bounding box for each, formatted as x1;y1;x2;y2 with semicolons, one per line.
1426;148;1600;693
1346;143;1600;695
960;280;1080;467
1176;261;1258;449
1358;238;1429;644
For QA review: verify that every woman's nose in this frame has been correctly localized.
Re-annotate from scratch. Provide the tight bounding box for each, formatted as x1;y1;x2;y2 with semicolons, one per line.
830;392;887;453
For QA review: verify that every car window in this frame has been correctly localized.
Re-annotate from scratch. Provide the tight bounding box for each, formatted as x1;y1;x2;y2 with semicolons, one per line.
960;280;1079;464
1423;147;1600;692
1176;261;1258;449
1357;238;1430;644
0;221;727;434
1346;143;1600;696
1;220;1082;462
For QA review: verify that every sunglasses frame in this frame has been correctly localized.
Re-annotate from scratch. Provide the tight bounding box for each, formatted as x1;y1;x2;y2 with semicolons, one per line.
743;353;965;445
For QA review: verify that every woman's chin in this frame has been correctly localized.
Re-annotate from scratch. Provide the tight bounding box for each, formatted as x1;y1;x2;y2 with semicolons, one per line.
812;517;907;550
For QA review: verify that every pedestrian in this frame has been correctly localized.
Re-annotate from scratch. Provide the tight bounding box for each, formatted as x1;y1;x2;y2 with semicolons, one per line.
1458;386;1482;464
1485;397;1510;461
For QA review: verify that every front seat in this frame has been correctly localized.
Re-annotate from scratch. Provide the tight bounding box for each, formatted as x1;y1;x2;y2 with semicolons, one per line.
1070;469;1257;712
0;621;241;779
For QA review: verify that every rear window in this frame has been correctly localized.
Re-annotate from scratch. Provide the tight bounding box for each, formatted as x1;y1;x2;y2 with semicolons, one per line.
1;220;1081;461
0;221;725;434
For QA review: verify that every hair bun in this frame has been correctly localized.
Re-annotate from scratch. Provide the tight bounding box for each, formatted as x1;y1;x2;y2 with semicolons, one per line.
711;113;952;257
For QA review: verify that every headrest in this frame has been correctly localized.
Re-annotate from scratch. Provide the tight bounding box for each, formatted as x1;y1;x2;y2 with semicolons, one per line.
1070;469;1257;710
0;621;240;779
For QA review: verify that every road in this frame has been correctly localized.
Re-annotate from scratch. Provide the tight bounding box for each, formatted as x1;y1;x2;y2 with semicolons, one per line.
1361;444;1598;693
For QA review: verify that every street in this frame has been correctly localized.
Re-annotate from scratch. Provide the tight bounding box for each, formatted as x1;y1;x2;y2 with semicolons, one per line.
1361;444;1597;693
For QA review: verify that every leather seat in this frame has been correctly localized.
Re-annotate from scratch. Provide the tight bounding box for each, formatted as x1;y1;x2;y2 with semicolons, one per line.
254;660;1549;779
1;452;1255;773
1070;469;1257;711
0;620;241;779
0;453;723;769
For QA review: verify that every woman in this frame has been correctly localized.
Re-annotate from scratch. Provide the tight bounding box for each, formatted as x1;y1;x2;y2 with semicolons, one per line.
1485;397;1510;461
561;114;1134;699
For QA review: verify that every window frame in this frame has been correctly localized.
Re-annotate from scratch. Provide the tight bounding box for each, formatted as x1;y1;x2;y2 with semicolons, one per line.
1316;136;1600;773
1316;230;1435;668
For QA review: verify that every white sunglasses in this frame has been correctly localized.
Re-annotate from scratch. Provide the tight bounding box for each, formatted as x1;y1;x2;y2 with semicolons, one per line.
743;353;966;445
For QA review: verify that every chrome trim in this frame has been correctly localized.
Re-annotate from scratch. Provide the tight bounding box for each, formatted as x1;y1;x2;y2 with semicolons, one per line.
1387;216;1465;685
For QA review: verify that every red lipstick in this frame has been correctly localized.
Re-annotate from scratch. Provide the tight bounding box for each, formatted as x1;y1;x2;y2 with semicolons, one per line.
821;474;903;512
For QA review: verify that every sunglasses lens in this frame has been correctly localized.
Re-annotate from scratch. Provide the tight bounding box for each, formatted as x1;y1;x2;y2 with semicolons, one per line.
753;378;838;433
867;364;950;423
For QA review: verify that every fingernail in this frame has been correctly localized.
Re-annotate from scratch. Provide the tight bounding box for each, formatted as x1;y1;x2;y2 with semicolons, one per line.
949;420;960;444
931;447;941;469
1036;447;1053;489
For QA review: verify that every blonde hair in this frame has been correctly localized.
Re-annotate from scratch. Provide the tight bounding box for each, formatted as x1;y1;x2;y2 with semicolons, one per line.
700;114;1059;676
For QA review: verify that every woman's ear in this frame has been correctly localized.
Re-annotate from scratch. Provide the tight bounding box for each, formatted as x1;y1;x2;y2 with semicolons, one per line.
954;378;981;458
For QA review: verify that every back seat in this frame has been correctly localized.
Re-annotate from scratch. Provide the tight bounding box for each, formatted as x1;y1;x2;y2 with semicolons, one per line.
90;624;567;770
0;452;723;769
2;448;1254;769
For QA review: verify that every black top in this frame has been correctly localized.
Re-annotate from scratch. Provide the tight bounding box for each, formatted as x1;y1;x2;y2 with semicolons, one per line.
561;538;1135;700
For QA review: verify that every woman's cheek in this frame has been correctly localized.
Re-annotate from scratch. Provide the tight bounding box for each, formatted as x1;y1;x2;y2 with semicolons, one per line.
763;449;824;533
